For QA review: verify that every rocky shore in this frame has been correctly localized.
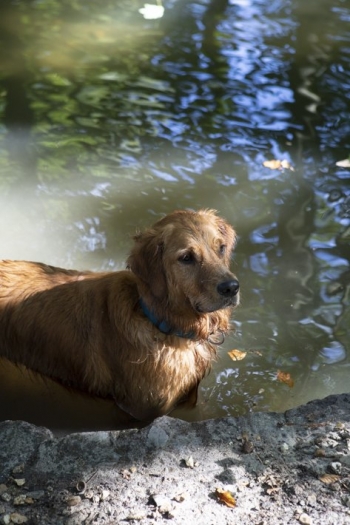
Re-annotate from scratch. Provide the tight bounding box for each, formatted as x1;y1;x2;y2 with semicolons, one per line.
0;393;350;525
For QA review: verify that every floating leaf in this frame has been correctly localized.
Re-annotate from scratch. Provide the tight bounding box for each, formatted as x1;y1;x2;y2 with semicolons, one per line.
335;158;350;168
139;4;165;19
228;349;247;361
263;159;294;171
319;474;341;484
263;160;281;170
280;159;294;170
215;488;236;508
277;370;294;388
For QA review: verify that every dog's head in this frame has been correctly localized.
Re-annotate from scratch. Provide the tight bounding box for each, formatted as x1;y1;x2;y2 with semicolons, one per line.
127;210;239;326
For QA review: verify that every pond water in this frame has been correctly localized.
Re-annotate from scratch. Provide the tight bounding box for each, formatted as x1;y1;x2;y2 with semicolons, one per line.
0;0;349;433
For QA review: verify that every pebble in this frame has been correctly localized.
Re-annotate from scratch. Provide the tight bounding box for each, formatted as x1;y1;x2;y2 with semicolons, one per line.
100;490;110;501
13;480;25;488
66;496;82;507
299;513;312;525
329;462;342;474
13;495;34;506
307;494;316;507
280;443;289;453
184;456;195;468
25;491;45;500
9;514;28;524
12;465;24;475
125;513;147;521
151;494;173;513
84;489;94;500
173;492;187;502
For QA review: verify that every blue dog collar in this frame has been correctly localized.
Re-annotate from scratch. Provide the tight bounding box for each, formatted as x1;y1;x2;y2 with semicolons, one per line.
139;298;195;340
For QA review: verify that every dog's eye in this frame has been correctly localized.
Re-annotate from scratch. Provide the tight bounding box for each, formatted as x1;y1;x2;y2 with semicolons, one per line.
179;253;194;264
219;244;227;256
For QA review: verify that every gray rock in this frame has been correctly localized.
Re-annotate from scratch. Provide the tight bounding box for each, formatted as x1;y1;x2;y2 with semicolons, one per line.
0;394;349;525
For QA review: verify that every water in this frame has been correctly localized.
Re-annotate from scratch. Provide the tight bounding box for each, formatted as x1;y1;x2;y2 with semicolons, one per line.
0;0;349;433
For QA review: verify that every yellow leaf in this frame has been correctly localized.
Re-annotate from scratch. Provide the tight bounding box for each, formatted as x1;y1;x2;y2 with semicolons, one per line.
228;349;247;361
263;159;294;171
263;160;283;170
277;370;294;388
139;4;165;19
335;158;350;168
280;159;295;171
319;474;340;484
215;488;236;508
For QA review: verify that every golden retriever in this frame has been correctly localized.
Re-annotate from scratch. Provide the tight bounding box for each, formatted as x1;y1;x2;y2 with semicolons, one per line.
0;209;239;421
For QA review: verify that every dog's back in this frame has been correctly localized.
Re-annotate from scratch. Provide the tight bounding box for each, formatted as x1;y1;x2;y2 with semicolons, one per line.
0;260;86;306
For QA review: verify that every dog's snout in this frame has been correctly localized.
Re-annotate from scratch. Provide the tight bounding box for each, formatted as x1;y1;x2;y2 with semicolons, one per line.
217;279;240;298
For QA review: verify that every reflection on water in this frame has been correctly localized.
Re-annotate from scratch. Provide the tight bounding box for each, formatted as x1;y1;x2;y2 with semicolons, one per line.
0;0;349;432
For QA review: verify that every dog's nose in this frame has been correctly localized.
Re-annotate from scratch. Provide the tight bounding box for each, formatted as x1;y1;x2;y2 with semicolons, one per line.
217;279;240;297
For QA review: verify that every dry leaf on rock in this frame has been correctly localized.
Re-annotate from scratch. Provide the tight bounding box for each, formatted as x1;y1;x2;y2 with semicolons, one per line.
262;474;281;495
319;474;341;484
228;349;247;361
277;370;295;388
314;448;326;458
215;488;236;508
241;436;254;454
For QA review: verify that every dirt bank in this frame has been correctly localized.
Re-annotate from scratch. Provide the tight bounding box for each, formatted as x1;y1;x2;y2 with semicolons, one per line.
0;393;350;524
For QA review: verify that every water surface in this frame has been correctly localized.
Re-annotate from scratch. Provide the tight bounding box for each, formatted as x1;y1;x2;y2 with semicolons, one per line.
0;0;349;432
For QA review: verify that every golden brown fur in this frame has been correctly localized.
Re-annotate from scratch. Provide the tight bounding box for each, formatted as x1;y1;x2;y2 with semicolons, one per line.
0;209;239;421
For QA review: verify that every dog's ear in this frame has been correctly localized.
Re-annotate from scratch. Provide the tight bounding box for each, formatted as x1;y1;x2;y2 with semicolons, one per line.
127;228;167;300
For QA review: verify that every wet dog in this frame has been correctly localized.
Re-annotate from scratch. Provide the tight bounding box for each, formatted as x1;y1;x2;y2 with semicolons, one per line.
0;209;239;420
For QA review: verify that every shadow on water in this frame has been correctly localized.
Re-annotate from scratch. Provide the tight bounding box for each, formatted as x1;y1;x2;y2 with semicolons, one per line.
0;0;349;432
